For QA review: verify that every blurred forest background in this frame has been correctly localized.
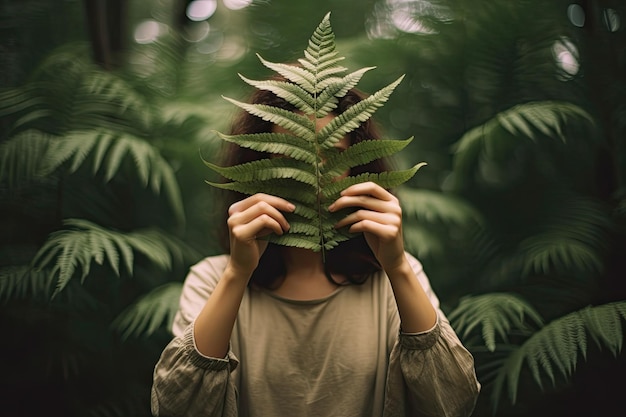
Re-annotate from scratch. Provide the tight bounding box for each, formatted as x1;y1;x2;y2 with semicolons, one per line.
1;0;625;416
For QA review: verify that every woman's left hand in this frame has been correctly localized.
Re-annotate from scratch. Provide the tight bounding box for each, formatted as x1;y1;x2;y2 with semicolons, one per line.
329;181;406;273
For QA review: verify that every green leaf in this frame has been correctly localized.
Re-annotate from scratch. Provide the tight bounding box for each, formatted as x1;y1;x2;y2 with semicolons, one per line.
205;12;424;254
112;282;183;340
490;301;626;408
31;219;198;297
42;130;185;226
453;101;595;188
448;293;544;352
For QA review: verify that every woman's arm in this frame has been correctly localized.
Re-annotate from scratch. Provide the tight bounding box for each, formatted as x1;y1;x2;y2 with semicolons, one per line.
331;183;480;416
194;193;294;358
330;182;436;332
151;194;295;416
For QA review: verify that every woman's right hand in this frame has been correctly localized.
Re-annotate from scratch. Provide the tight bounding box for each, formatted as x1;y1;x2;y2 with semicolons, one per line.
226;193;295;278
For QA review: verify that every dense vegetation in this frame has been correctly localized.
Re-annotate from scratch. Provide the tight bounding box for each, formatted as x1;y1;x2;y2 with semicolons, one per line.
1;0;624;416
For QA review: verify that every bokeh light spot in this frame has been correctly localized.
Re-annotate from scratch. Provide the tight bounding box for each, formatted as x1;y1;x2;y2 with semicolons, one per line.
603;8;620;32
567;4;585;27
186;0;217;22
553;37;580;80
134;20;168;44
224;0;253;10
183;21;211;42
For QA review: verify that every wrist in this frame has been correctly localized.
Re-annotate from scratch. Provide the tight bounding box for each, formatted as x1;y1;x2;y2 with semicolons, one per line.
383;255;412;281
224;262;255;285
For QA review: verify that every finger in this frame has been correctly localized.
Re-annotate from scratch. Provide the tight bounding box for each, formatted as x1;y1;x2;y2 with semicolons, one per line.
330;195;402;217
345;219;400;240
340;182;396;201
335;210;399;230
229;193;295;215
229;201;291;234
231;214;287;242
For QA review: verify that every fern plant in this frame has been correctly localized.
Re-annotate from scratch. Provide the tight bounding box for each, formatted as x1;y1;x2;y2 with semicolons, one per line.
204;12;425;254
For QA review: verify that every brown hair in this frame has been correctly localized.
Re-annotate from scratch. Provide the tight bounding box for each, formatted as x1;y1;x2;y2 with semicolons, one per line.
215;77;392;289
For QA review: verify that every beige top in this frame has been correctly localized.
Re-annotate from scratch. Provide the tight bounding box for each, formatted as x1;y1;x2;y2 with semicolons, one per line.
151;253;480;417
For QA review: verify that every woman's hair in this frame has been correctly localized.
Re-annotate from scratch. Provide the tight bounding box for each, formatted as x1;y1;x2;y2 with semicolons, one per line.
216;76;393;289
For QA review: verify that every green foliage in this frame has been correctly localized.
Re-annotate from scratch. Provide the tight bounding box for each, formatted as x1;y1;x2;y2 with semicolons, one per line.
517;195;611;276
449;293;544;352
204;12;425;253
31;219;193;296
0;266;56;300
41;129;185;224
490;301;626;409
0;17;209;416
453;101;594;188
112;282;183;340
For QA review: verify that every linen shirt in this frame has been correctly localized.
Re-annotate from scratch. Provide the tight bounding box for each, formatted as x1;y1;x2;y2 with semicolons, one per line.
151;253;480;417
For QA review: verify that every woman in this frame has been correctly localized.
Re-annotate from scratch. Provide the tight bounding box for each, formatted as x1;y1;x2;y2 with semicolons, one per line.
151;86;481;417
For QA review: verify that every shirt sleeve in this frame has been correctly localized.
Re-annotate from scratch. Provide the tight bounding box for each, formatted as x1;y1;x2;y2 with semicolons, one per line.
151;256;240;417
383;253;481;417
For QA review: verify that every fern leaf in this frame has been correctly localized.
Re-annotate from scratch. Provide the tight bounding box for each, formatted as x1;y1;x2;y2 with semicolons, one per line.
448;293;544;352
322;138;413;178
321;164;427;199
519;195;610;276
42;130;185;225
453;101;594;187
205;158;318;185
31;219;198;297
0;266;56;300
0;84;45;117
0;129;52;187
205;179;319;205
319;75;405;147
214;132;318;164
257;54;320;94
396;187;484;226
206;13;423;254
112;282;183;340
491;301;626;408
222;97;316;140
496;101;593;142
238;76;317;115
402;224;445;260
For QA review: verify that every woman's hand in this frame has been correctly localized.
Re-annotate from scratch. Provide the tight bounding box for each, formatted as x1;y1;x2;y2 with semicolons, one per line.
329;182;406;273
227;193;295;278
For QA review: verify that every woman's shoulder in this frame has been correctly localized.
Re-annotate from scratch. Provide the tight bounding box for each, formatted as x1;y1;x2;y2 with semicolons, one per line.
189;254;230;281
172;254;231;336
404;251;424;274
182;254;231;308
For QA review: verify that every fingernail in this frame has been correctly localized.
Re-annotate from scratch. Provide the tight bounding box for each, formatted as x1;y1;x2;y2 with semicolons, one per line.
287;203;296;211
328;203;335;212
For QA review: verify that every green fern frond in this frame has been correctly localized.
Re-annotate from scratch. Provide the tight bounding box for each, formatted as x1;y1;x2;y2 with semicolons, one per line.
215;132;318;164
323;138;413;177
205;157;318;185
453;101;594;186
0;84;45;118
518;195;610;276
31;219;197;297
321;165;427;200
0;266;56;300
82;69;153;128
318;75;405;147
205;12;424;253
496;101;593;142
0;129;52;187
403;224;445;260
448;293;544;352
111;282;183;340
491;301;626;408
42;130;185;225
397;187;484;226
